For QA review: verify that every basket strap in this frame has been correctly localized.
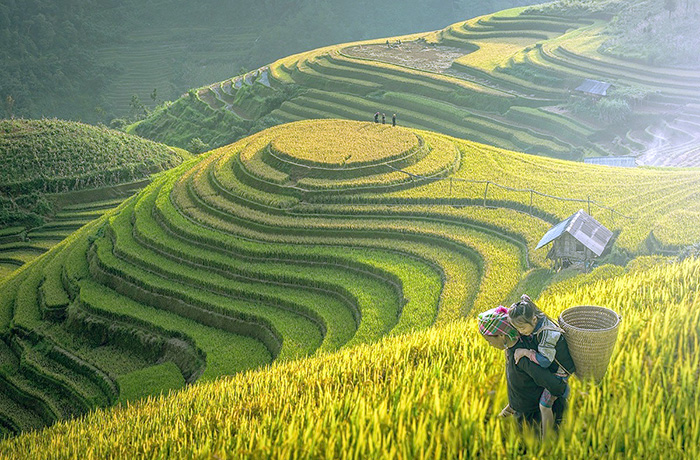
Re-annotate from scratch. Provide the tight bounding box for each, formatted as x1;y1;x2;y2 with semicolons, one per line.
536;326;574;377
537;325;566;334
553;357;574;378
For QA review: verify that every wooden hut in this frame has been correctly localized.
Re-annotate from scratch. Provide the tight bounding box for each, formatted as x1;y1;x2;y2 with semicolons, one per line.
536;209;613;271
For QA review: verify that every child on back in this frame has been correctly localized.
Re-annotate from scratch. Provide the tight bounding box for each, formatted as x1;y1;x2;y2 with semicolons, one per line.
508;294;576;438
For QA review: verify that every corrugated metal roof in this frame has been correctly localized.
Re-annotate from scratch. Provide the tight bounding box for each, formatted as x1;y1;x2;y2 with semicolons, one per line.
575;79;611;96
536;209;613;256
584;156;637;167
535;214;576;250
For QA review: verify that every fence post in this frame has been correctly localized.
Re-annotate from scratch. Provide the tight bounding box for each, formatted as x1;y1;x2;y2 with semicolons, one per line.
530;190;533;215
484;182;489;207
587;196;591;214
449;177;453;196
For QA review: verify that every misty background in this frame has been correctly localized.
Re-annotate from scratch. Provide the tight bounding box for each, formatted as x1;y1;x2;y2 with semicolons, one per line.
0;0;538;124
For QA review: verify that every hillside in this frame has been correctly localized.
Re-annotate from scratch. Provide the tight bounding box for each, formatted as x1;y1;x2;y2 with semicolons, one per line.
131;1;700;167
0;119;698;440
0;253;697;458
0;119;186;280
0;0;535;123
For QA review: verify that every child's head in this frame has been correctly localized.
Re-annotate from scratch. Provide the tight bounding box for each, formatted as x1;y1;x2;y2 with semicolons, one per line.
508;294;542;336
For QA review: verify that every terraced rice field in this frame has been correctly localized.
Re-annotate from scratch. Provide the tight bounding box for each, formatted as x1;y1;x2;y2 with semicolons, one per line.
0;198;138;282
0;119;188;282
2;119;700;438
3;254;699;458
135;6;700;166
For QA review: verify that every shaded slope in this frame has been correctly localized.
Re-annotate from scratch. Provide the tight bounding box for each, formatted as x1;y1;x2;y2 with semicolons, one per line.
0;119;187;280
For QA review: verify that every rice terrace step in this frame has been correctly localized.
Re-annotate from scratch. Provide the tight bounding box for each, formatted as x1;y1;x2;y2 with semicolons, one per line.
2;1;700;458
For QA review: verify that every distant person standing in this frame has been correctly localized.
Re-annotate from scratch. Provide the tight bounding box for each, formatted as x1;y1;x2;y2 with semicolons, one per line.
392;113;397;126
374;112;380;123
382;113;386;124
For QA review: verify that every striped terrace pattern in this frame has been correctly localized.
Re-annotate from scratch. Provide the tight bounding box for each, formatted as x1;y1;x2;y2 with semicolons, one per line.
134;5;700;166
0;120;543;435
4;118;700;436
4;255;700;458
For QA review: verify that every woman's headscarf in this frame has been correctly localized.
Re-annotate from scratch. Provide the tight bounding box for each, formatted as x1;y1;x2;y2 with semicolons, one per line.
477;306;519;341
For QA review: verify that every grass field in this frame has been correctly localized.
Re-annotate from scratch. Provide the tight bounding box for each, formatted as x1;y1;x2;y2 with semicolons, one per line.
0;119;699;446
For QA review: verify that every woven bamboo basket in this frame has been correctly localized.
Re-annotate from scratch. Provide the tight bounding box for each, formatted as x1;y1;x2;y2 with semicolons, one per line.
558;305;621;384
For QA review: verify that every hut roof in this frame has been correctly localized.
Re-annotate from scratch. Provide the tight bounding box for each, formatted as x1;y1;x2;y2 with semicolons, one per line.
575;79;612;96
584;156;637;167
536;209;613;256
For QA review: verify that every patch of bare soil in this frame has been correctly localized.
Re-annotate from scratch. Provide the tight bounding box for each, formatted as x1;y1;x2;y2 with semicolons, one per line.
344;41;533;97
343;41;469;73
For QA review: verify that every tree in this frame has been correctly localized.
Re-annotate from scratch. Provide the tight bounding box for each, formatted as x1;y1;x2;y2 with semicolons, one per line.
129;94;147;120
5;95;14;119
188;137;210;154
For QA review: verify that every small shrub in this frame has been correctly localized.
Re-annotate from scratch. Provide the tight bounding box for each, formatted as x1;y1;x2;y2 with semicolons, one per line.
188;138;210;154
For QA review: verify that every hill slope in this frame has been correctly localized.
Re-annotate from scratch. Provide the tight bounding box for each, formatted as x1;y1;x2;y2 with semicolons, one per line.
0;254;698;458
132;1;700;166
0;118;186;280
0;0;536;122
0;119;699;438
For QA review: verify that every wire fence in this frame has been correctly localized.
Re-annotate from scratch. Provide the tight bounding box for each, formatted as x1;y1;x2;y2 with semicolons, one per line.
385;164;635;223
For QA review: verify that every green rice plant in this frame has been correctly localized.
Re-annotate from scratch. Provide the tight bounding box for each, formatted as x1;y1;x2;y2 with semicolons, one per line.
196;88;226;111
330;50;509;101
75;278;271;381
505;106;594;141
377;93;571;156
131;178;441;341
290;59;381;95
4;116;700;440
116;362;185;405
0;375;45;434
182;151;522;320
163;159;456;330
4;254;700;458
90;233;314;359
0;227;26;239
108;200;357;353
0;273;26;333
307;57;455;101
10;337;93;415
168;192;415;339
0;119;182;196
38;243;71;319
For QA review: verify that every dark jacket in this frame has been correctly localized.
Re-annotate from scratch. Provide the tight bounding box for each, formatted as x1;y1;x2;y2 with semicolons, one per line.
506;336;568;422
